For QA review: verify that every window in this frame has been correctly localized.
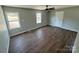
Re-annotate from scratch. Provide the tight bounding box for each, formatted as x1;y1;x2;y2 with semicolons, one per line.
36;13;42;24
6;12;20;29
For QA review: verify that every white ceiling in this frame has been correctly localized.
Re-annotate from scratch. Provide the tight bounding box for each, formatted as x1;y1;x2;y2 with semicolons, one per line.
4;5;77;10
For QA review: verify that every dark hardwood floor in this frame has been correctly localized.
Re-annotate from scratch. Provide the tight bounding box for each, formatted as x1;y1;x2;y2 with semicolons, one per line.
9;26;77;53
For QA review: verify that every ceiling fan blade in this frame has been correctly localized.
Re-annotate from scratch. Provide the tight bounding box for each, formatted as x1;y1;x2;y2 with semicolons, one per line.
46;5;48;8
48;8;55;10
45;5;49;10
45;5;55;11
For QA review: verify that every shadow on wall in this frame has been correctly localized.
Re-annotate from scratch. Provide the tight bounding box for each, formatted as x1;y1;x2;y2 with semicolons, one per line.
49;7;79;32
49;10;64;27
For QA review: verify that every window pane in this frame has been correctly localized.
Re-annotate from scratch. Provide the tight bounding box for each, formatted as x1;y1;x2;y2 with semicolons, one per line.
36;13;42;24
7;13;19;21
9;21;20;29
6;12;21;29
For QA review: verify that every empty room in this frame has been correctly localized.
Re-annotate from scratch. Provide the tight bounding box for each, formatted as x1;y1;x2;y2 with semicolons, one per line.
0;5;79;53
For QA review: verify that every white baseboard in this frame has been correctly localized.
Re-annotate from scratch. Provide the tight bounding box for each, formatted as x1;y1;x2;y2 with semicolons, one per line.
49;24;78;32
61;27;79;32
10;25;47;37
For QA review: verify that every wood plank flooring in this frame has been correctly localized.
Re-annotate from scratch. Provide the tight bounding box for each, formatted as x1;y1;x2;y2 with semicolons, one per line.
9;26;77;53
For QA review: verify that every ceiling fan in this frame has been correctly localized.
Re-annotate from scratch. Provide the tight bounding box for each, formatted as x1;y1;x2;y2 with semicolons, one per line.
45;5;55;11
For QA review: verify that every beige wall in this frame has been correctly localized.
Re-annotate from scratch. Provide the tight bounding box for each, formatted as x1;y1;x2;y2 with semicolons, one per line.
62;7;79;32
3;6;48;36
48;6;79;32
